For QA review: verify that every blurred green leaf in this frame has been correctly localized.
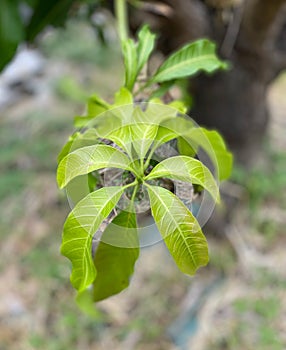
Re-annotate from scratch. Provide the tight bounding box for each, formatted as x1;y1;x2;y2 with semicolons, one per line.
26;0;74;41
93;210;139;301
0;0;24;72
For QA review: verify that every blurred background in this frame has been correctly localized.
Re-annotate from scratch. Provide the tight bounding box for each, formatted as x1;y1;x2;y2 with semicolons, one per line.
1;1;286;349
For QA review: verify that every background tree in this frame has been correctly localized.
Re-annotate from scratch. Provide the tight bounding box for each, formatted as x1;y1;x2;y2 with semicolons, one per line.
129;0;286;164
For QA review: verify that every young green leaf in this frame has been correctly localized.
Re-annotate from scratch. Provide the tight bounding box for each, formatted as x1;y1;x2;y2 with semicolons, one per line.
145;156;219;202
177;136;197;157
122;38;138;91
114;87;133;106
137;25;156;73
57;129;98;164
93;210;139;302
57;144;132;189
88;93;111;114
152;39;228;83
186;128;233;181
148;118;232;181
61;186;124;292
147;185;209;275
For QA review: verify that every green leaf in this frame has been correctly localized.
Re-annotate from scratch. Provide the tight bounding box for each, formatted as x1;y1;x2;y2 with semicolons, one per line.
114;87;133;106
147;185;209;275
93;210;139;301
0;0;24;71
73;94;111;127
57;145;132;189
26;0;74;41
122;38;138;91
149;118;232;181
87;93;110;115
76;290;101;318
61;186;124;292
185;128;233;181
149;81;175;99
131;107;159;159
177;136;197;157
137;25;156;73
145;156;219;202
152;39;228;83
57;129;98;164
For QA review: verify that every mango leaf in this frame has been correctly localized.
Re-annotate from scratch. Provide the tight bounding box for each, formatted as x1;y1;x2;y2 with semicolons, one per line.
87;93;110;115
152;39;228;83
149;81;175;99
145;156;219;202
147;185;209;275
93;210;139;302
76;289;101;318
150;118;232;181
186;128;233;181
73;94;111;127
61;186;124;292
131;107;159;159
57;145;132;189
114;87;133;106
137;25;156;73
122;38;138;91
57;129;98;164
177;136;197;157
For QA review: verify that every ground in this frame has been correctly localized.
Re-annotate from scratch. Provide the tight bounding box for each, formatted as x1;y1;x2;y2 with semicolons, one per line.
0;20;286;350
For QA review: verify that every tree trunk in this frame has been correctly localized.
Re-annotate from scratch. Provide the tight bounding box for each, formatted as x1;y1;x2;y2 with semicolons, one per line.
131;0;286;165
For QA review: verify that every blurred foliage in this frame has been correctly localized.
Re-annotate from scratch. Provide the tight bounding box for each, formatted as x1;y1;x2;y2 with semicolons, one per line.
0;0;106;72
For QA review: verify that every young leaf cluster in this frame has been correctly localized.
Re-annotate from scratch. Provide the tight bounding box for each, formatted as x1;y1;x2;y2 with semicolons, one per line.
57;25;232;303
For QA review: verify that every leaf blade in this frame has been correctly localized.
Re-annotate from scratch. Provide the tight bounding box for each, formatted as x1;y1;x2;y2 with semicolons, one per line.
61;186;123;292
145;155;219;202
122;38;138;91
57;144;132;189
147;185;209;275
137;25;156;73
152;39;228;83
93;210;139;301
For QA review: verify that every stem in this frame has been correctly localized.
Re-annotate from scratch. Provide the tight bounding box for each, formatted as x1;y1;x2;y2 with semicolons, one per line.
130;183;139;203
115;0;128;42
123;179;138;190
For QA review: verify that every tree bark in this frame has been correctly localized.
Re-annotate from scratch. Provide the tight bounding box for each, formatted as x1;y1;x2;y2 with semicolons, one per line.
131;0;286;165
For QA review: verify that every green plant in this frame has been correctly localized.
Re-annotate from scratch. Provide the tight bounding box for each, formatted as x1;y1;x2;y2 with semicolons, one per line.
57;0;232;304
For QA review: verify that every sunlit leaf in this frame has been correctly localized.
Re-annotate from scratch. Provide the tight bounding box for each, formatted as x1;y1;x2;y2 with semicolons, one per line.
57;144;132;188
145;155;219;202
61;186;123;292
147;185;209;275
114;87;133;106
186;128;233;181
